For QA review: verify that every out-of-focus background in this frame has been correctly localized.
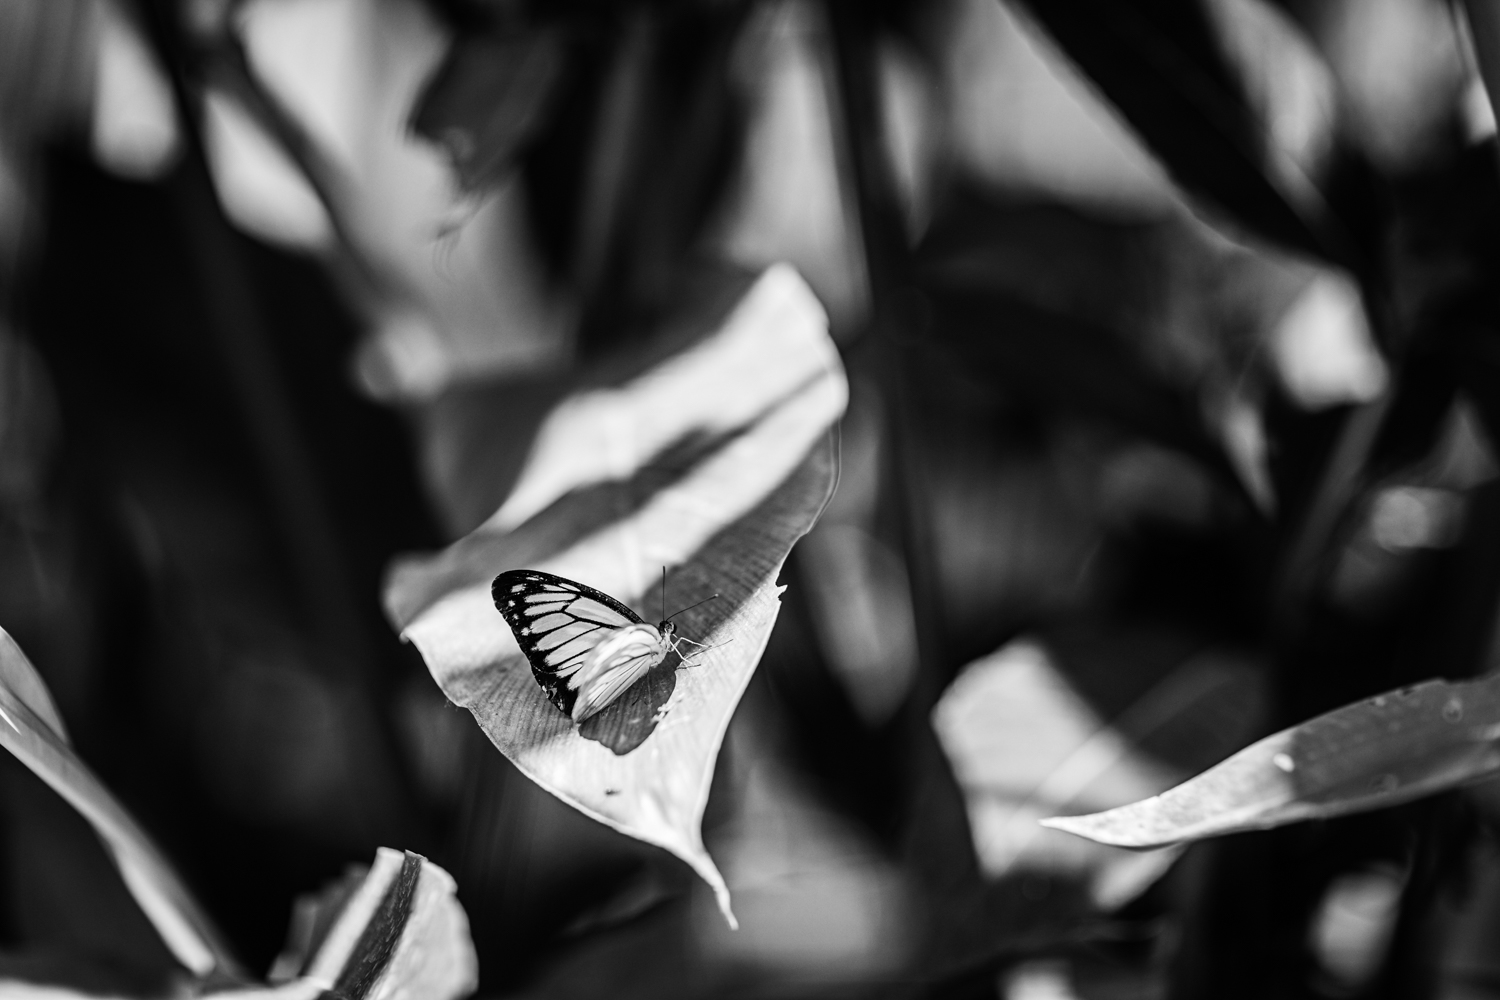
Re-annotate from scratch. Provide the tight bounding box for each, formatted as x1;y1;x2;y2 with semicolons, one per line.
5;0;1500;996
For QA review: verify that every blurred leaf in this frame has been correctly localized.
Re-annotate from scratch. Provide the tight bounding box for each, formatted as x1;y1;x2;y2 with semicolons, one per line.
800;523;919;726
92;0;181;181
1013;0;1341;263
1308;865;1405;993
933;638;1262;908
0;628;237;980
692;737;910;980
384;266;847;924
575;9;749;342
0;849;481;999
418;2;750;347
0;0;94;161
1045;674;1500;848
0;851;476;999
200;87;332;250
1275;143;1500;625
412;27;564;191
0;626;68;742
1268;270;1387;411
919;284;1233;483
914;190;1271;499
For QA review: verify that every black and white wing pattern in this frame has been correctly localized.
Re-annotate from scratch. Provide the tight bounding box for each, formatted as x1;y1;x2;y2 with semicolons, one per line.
492;570;671;724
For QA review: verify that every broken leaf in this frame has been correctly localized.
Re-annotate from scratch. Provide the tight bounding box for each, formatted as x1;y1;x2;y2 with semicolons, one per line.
384;265;847;924
0;632;476;999
0;850;475;999
249;847;476;1000
1044;673;1500;848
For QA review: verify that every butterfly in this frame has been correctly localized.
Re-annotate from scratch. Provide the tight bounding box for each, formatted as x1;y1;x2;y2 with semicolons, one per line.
492;569;718;724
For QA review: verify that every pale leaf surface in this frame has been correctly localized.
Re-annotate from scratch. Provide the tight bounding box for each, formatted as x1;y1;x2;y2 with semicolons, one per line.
1044;674;1500;848
385;265;847;924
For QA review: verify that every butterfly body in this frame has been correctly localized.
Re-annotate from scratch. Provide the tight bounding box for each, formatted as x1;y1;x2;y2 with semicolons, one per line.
493;569;695;724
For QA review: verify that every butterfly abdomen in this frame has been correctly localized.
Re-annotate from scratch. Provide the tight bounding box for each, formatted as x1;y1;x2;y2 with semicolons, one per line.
566;624;669;722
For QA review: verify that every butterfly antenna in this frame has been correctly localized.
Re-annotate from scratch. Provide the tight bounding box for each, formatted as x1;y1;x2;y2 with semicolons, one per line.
661;567;666;623
665;593;720;622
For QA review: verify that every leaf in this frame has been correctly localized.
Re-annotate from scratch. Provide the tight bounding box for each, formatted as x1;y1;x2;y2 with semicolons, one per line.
384;265;848;925
0;850;477;999
918;284;1234;485
691;737;910;977
246;849;476;1000
1012;0;1342;263
913;187;1315;510
0;628;238;980
410;27;564;192
932;639;1261;908
0;627;69;742
1043;674;1500;848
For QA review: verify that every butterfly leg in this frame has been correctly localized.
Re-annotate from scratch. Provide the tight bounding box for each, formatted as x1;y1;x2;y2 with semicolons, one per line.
672;635;733;667
669;635;706;668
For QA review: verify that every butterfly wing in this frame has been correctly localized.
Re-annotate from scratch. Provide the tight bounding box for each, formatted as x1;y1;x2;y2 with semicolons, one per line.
493;569;663;721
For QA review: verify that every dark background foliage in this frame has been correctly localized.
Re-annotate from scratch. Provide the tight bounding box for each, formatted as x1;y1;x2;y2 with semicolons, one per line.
4;0;1500;997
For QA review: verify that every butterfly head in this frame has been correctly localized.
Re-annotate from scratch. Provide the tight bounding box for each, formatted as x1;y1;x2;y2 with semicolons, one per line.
658;592;718;656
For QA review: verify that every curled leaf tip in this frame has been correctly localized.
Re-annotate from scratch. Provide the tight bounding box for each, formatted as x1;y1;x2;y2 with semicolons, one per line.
714;884;740;932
